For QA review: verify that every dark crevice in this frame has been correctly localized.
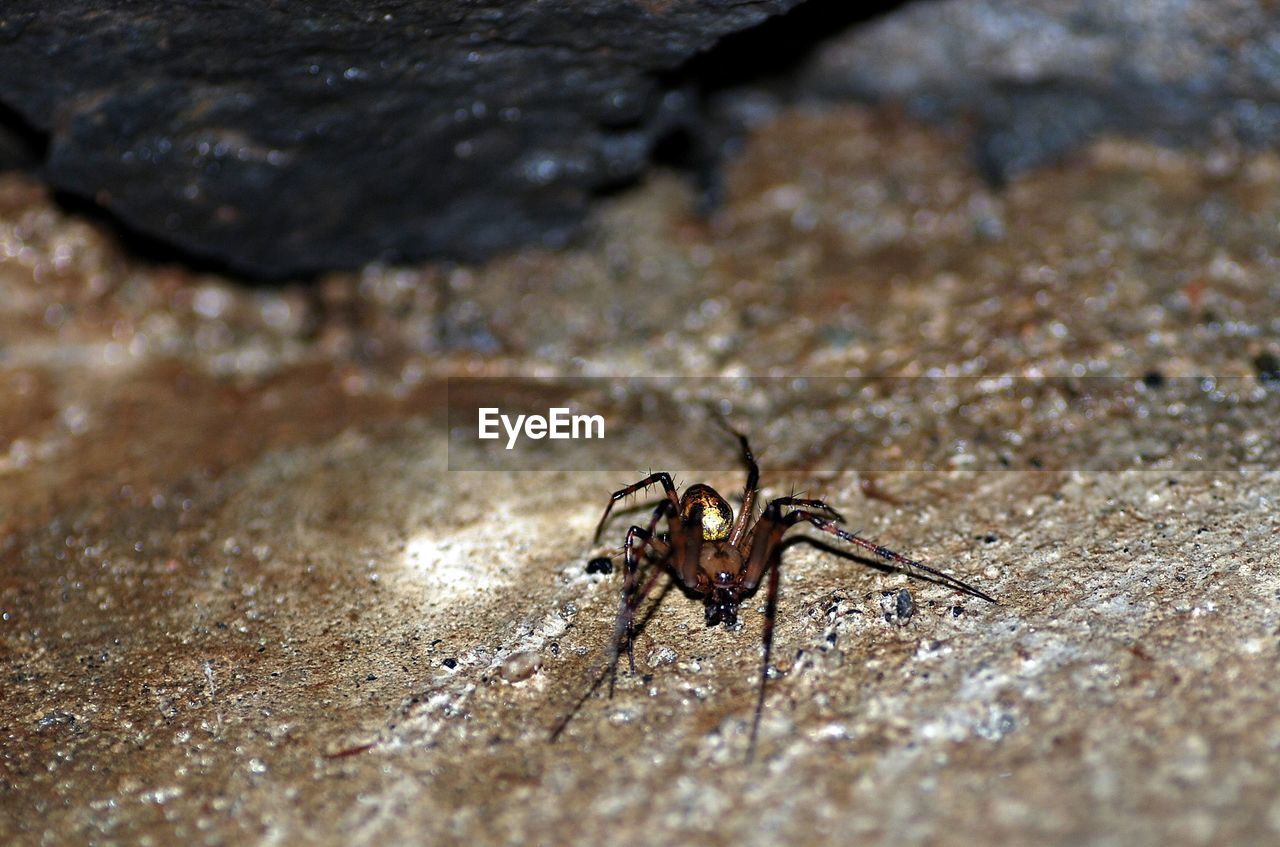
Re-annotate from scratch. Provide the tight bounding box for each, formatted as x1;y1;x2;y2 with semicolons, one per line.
50;188;323;284
0;96;309;282
0;99;48;170
673;0;908;95
641;0;910;212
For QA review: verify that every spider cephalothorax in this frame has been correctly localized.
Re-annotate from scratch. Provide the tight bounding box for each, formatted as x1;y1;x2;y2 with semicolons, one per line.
553;431;995;759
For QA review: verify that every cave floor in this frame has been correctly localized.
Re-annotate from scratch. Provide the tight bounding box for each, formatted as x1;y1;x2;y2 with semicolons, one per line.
3;106;1279;846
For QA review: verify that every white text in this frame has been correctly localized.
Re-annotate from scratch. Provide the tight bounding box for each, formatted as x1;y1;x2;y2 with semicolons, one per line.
477;407;605;449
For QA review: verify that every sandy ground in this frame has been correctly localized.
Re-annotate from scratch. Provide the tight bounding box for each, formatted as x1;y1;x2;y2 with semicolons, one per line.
2;106;1279;846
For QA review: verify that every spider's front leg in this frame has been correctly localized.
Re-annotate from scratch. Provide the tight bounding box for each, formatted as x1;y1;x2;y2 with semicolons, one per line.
724;431;760;546
745;502;995;603
791;511;997;604
765;496;845;524
607;501;672;696
747;552;782;762
594;472;680;543
740;498;841;588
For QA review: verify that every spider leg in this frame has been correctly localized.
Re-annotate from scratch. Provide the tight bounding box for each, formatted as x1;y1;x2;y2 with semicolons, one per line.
594;472;680;543
764;496;845;524
667;498;704;589
743;500;994;602
727;432;760;547
747;553;781;762
549;470;721;744
792;510;996;604
740;498;842;569
622;564;667;677
608;501;674;697
549;564;670;744
741;500;789;590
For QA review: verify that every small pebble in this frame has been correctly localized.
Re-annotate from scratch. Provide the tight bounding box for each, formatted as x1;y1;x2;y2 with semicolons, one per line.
498;650;542;682
648;645;677;667
896;589;914;621
585;556;613;575
879;588;914;625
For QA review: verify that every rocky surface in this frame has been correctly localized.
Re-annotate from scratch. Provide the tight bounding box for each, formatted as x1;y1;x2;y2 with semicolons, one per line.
3;106;1280;845
804;0;1280;179
9;1;1280;275
0;0;799;277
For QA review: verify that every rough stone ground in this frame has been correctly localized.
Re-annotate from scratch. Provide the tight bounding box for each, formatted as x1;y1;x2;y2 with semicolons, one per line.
2;106;1279;846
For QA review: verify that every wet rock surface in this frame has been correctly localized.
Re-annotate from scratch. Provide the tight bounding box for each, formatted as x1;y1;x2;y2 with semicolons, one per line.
0;0;798;276
2;106;1280;845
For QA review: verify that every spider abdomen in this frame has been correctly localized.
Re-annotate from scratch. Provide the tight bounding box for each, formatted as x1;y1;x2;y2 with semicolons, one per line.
680;484;734;541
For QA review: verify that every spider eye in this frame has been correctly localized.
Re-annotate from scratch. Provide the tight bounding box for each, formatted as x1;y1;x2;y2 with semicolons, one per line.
715;571;732;585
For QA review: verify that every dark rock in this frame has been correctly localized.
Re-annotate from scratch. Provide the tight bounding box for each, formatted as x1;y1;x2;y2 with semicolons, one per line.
0;101;44;171
0;1;800;277
1255;352;1280;385
799;0;1280;180
585;556;613;575
879;588;913;625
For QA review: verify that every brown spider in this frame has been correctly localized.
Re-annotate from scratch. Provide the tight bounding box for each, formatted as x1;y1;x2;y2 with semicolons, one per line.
553;432;995;758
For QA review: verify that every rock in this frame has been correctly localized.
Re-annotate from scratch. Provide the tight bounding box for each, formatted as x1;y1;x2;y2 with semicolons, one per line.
0;0;800;277
801;0;1280;180
498;650;542;683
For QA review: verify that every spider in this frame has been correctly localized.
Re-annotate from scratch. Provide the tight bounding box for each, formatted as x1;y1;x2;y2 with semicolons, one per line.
552;431;995;759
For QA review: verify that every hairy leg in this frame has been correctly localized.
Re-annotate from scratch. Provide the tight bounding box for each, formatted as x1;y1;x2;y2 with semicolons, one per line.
594;472;680;543
608;501;675;695
746;502;995;603
727;432;760;547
